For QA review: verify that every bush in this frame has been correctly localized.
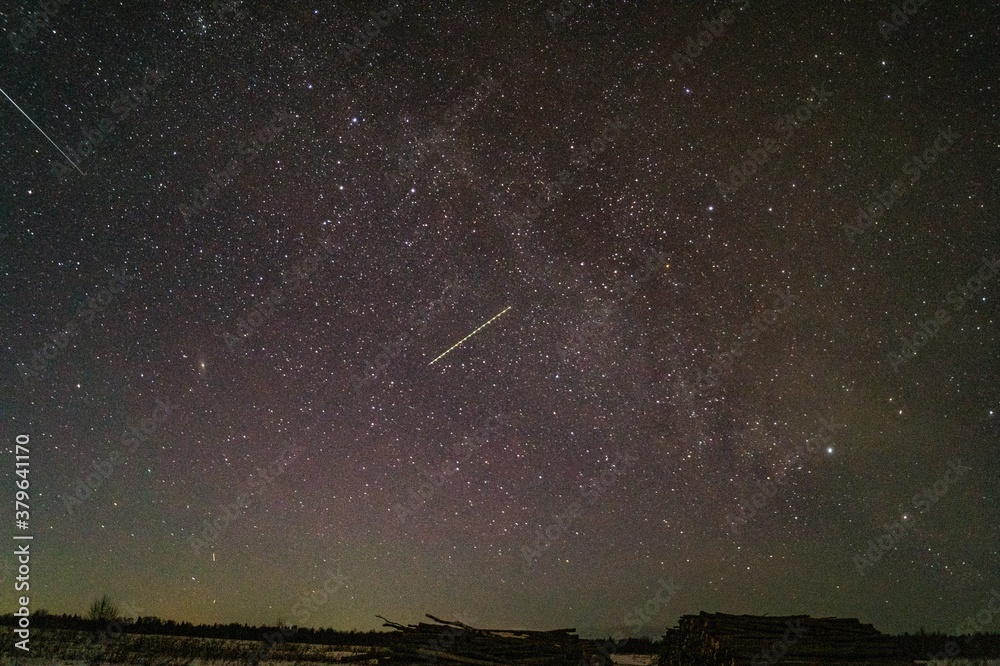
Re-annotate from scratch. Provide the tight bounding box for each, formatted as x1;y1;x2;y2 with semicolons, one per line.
88;594;121;623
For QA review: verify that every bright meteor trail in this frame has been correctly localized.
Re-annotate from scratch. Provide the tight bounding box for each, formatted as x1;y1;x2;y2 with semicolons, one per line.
428;305;512;366
0;84;85;175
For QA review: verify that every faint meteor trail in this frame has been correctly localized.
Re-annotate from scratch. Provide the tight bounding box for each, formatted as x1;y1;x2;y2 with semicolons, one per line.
428;305;512;366
0;84;85;175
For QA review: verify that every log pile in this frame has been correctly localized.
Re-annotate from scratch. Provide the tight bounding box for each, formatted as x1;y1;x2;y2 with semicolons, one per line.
375;614;612;665
660;612;913;665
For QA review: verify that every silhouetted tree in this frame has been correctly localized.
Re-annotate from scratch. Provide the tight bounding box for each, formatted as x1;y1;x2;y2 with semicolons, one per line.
87;594;120;623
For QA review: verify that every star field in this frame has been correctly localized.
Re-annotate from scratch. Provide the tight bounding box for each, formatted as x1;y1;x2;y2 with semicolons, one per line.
1;0;998;638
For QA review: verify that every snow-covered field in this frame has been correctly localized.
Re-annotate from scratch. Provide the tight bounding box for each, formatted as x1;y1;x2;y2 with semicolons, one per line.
0;629;666;665
915;661;1000;665
4;662;371;666
3;661;373;666
609;654;658;665
0;628;380;664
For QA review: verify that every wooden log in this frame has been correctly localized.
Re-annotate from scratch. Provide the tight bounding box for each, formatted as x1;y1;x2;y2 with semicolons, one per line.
377;613;596;666
662;614;910;666
376;615;408;631
426;614;477;630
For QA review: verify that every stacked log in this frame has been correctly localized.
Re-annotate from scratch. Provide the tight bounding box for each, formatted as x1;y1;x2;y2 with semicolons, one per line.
376;614;611;665
661;612;913;665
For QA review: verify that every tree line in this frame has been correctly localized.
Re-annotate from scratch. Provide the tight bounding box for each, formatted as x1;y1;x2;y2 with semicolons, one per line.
0;608;395;647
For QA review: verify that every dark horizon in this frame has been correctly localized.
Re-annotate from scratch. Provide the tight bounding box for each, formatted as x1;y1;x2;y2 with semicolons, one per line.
8;606;1000;642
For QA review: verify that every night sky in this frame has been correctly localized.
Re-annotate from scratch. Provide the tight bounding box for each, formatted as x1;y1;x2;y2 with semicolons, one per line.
2;0;998;639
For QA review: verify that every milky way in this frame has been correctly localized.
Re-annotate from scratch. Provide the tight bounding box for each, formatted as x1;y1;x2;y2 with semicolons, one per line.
2;1;997;637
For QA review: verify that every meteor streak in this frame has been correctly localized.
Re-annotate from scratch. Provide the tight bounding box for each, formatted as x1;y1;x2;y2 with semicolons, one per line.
0;84;85;175
428;305;512;366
